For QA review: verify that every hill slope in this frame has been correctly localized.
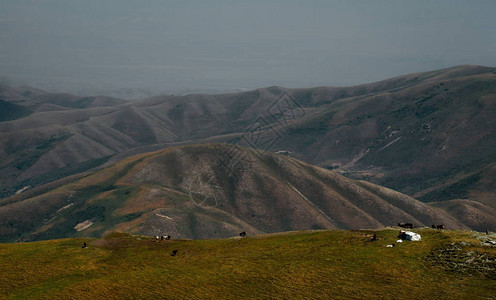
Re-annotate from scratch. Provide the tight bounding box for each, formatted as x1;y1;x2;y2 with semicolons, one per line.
0;65;495;209
278;65;496;205
0;144;467;242
0;229;494;299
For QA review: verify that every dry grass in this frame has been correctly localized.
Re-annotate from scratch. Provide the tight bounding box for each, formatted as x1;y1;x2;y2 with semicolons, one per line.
0;229;495;299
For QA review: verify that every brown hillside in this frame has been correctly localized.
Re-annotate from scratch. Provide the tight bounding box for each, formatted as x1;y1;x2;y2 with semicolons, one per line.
0;65;494;212
429;199;496;232
0;144;466;242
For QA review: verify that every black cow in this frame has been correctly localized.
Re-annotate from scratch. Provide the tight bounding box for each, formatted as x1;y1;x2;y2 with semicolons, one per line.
398;223;414;229
239;231;247;237
171;250;178;256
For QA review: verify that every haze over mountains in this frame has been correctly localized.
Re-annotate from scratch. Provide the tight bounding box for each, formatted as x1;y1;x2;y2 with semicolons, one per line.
1;65;495;239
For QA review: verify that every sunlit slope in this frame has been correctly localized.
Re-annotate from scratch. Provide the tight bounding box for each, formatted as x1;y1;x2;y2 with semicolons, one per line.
0;229;494;299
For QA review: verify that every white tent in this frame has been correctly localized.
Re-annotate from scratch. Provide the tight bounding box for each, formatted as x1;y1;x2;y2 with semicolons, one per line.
403;231;421;241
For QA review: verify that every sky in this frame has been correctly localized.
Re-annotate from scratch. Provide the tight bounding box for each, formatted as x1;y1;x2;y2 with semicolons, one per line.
1;0;495;95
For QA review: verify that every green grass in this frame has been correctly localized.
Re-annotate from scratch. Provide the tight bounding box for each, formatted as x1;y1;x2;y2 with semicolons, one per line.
0;229;494;299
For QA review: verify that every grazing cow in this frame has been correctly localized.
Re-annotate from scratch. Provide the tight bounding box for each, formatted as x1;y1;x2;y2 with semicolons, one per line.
164;235;171;240
432;225;436;229
398;223;414;229
82;242;87;248
436;225;445;229
239;231;247;237
370;234;378;241
171;250;178;256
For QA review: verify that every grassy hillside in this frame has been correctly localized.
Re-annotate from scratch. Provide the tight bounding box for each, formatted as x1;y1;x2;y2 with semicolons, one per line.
0;229;494;299
0;144;467;243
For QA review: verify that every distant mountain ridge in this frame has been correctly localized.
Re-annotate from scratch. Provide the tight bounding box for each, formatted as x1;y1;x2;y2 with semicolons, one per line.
0;65;495;223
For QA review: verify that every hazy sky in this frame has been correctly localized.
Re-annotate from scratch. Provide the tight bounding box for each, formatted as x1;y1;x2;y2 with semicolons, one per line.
1;0;495;94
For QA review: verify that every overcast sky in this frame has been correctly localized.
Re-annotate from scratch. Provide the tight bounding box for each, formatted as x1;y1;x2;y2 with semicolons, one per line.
1;0;495;94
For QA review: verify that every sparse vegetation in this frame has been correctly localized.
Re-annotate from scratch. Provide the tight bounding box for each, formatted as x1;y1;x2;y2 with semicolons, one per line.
0;229;494;299
1;67;495;217
0;144;472;243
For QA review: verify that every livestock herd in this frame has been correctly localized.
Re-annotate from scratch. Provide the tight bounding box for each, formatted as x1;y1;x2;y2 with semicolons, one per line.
397;223;446;229
81;226;449;250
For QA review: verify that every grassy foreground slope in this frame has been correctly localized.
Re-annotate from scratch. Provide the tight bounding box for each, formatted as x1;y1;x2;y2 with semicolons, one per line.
0;229;494;299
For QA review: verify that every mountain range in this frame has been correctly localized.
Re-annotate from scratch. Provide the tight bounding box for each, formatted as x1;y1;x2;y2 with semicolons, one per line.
1;65;495;240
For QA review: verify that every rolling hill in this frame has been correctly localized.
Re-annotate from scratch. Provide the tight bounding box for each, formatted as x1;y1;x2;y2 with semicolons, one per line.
0;229;494;299
0;144;468;243
0;65;494;211
1;65;495;237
